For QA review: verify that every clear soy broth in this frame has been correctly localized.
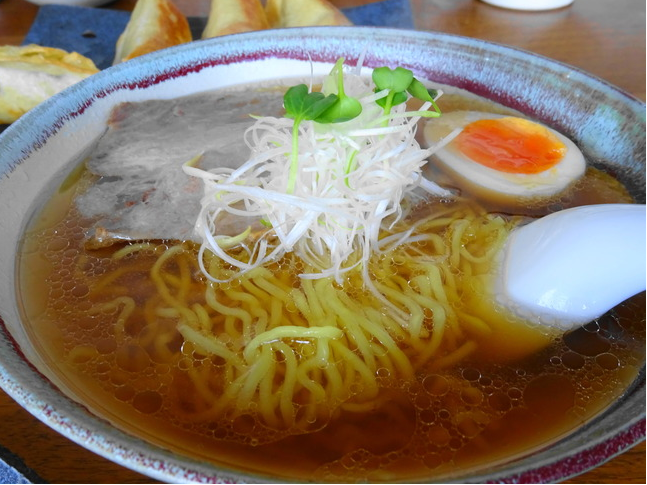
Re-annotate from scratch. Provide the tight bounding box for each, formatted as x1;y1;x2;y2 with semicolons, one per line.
17;83;645;482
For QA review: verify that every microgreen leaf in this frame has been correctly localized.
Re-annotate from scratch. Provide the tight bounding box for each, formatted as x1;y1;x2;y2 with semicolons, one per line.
317;96;362;123
283;84;308;118
374;89;407;109
372;66;413;93
317;58;362;124
284;84;338;122
407;78;435;102
406;78;442;116
372;66;414;118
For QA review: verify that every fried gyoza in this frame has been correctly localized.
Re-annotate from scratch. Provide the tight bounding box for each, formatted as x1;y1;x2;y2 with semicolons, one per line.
0;44;99;123
203;0;351;38
113;0;192;64
202;0;270;38
265;0;352;27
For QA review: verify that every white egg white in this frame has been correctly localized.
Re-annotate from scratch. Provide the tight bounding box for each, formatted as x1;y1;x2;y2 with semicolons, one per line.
424;111;586;199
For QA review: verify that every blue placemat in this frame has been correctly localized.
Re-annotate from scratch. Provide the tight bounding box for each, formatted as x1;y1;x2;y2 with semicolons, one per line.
345;0;413;29
23;0;413;70
0;443;43;484
23;4;130;71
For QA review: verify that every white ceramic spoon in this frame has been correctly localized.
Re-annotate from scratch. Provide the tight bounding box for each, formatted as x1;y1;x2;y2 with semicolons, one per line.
497;203;646;330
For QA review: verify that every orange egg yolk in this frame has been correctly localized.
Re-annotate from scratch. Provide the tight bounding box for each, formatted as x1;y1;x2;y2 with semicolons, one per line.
454;117;567;174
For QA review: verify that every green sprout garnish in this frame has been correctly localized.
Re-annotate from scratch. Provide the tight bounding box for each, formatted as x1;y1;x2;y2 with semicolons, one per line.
283;59;365;193
372;66;413;115
283;59;442;194
283;84;339;193
185;57;451;286
407;77;441;113
372;66;442;121
316;58;363;124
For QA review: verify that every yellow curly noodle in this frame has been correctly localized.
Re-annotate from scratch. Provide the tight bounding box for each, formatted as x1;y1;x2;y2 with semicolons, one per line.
66;200;519;441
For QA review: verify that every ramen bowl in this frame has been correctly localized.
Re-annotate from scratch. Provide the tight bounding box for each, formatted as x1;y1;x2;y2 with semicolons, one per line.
0;27;644;483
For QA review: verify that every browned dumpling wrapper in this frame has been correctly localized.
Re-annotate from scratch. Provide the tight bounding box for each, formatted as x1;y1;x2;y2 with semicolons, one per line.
0;44;99;124
202;0;269;38
265;0;352;27
113;0;192;65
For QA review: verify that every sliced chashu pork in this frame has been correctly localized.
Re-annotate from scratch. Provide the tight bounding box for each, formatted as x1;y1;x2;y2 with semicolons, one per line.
77;88;285;247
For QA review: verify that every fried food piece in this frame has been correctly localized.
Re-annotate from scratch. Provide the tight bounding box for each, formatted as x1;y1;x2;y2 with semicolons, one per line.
113;0;192;64
265;0;352;27
202;0;269;38
0;44;99;123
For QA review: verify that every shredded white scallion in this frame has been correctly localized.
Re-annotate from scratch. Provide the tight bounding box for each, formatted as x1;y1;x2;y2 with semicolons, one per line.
183;61;452;284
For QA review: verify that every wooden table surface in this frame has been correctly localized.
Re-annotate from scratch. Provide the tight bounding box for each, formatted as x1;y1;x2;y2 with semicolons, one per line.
0;0;644;483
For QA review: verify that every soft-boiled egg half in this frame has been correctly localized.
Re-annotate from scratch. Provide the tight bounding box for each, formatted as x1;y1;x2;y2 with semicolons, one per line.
424;111;586;201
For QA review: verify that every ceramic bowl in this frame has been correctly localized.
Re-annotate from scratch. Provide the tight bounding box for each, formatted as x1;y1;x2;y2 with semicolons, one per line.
0;27;644;483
